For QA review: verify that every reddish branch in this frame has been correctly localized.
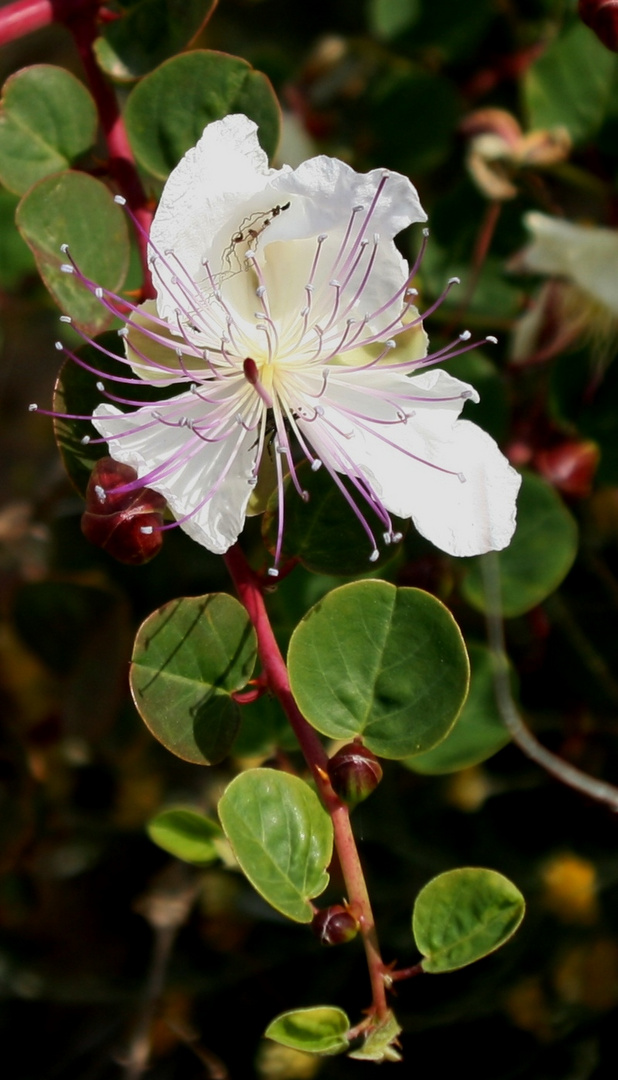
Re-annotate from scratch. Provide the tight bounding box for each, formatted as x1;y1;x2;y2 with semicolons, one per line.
0;0;155;297
224;544;389;1019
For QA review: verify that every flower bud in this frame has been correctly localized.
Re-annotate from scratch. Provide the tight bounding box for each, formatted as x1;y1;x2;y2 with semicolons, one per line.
328;741;383;808
579;0;618;51
311;904;360;946
535;440;600;499
81;457;167;564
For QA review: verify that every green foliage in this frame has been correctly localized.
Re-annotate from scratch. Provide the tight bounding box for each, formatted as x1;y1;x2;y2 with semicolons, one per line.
265;1006;351;1055
147;807;225;865
288;581;470;758
16;172;130;333
263;461;405;576
218;769;333;922
94;0;217;81
524;21;617;145
412;868;525;973
0;66;97;195
462;472;578;617
130;593;257;765
124;51;281;179
367;0;420;40
404;643;511;774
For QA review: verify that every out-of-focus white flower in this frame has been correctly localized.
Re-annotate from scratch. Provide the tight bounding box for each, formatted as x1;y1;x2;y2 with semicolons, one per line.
59;114;520;572
511;211;618;365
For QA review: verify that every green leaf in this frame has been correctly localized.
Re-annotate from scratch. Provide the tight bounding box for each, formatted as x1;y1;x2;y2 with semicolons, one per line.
404;643;511;774
94;0;217;81
369;66;458;174
367;0;419;40
288;581;469;759
16;172;130;335
265;1007;350;1056
262;461;405;576
461;472;578;618
348;1012;402;1062
413;867;525;973
0;187;35;289
0;65;97;195
218;769;333;922
524;21;617;145
147;807;224;866
125;51;281;179
130;593;257;765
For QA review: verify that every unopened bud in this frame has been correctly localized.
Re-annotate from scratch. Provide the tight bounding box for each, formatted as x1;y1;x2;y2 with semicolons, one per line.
328;741;383;809
81;457;167;564
311;904;360;946
535;440;600;499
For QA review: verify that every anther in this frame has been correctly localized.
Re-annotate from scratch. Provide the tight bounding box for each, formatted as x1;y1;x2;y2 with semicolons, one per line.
28;403;38;412
96;381;105;391
60;243;70;254
353;205;364;213
60;264;74;274
54;341;63;351
461;390;473;399
95;484;106;503
448;277;461;286
114;195;127;205
301;491;310;502
369;549;380;563
392;532;403;543
330;279;341;288
486;335;498;345
95;287;103;299
386;339;396;349
140;526;154;534
59;315;72;324
405;288;418;298
267;567;280;578
311;459;323;471
118;327;129;337
422;227;430;238
256;285;267;298
459;330;471;341
458;473;467;484
81;435;91;445
317;234;327;243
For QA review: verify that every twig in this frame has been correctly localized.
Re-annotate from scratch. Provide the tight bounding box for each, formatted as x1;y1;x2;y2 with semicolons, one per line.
482;552;618;812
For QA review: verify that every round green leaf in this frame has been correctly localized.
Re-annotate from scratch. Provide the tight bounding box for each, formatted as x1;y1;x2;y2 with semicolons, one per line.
265;1007;350;1056
404;643;511;775
218;769;333;922
125;51;280;180
130;593;257;765
413;867;525;973
94;0;217;81
461;472;578;618
287;581;469;759
262;461;405;576
147;807;224;866
524;21;616;146
16;172;130;334
0;65;97;195
368;0;420;40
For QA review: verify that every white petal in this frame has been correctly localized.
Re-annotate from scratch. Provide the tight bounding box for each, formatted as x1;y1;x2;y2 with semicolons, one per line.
92;395;259;554
519;212;618;317
298;368;519;557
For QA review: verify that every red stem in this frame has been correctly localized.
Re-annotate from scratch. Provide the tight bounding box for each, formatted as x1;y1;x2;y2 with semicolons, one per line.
0;0;93;45
65;6;155;298
224;544;389;1019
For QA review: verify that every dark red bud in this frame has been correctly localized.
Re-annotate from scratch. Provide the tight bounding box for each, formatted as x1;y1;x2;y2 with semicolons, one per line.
81;457;166;564
328;741;383;809
579;0;618;51
311;904;360;946
535;440;600;499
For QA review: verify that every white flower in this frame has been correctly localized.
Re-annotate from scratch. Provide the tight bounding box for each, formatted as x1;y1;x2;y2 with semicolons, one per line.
64;114;520;570
511;212;618;365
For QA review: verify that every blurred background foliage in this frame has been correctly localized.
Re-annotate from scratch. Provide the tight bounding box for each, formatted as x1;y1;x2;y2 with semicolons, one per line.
4;0;618;1076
